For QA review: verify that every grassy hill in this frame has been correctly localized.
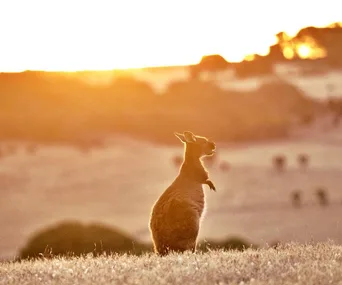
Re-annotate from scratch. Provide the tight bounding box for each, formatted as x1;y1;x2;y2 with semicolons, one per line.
1;242;341;285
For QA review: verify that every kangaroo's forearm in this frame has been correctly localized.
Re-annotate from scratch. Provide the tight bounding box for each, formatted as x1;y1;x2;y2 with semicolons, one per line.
204;179;216;191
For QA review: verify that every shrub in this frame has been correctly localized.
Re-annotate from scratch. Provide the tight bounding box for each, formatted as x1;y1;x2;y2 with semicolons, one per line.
198;236;256;252
18;221;152;260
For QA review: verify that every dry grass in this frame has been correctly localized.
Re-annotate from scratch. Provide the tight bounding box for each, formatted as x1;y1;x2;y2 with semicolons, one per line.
1;242;342;285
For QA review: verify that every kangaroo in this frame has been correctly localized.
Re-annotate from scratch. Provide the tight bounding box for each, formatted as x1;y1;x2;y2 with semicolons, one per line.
149;131;216;255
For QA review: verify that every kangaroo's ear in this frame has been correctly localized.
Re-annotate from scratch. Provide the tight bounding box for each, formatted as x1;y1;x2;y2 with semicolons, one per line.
174;132;186;143
183;131;196;143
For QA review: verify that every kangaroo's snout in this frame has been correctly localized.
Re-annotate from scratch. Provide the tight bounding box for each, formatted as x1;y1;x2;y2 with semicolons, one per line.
208;141;216;150
204;141;216;156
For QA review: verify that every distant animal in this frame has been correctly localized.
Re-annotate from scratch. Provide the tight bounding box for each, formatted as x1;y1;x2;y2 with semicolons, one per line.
149;131;216;256
6;144;17;155
172;155;183;168
291;190;302;208
316;187;328;206
327;97;342;127
219;161;230;172
301;114;314;125
272;155;286;172
26;143;38;155
269;240;281;249
0;144;17;158
74;137;105;155
297;154;309;169
78;144;92;154
332;115;341;127
202;152;217;168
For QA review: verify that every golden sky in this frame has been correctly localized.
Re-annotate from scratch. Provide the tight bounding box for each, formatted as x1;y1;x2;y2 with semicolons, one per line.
0;0;341;71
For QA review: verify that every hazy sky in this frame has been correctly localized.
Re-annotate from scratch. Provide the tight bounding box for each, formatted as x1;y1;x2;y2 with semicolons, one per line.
0;0;341;71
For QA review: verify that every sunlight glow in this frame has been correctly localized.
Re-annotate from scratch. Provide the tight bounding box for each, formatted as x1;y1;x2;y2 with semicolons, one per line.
283;47;295;60
278;33;328;60
0;0;341;71
297;45;311;59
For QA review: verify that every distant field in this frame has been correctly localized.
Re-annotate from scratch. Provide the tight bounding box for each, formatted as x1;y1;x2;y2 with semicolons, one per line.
1;242;342;285
1;113;342;260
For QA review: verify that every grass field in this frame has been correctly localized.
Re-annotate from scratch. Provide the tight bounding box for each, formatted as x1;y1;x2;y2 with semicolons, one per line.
1;242;342;285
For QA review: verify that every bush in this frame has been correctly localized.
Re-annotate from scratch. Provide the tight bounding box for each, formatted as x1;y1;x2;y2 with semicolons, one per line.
18;221;152;260
198;236;256;252
189;54;230;79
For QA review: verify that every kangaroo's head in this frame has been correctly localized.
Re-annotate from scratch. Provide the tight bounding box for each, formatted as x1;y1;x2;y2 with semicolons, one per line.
174;131;216;159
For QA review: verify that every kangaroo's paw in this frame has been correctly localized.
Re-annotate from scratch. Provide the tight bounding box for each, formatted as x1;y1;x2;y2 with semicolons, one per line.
205;180;216;191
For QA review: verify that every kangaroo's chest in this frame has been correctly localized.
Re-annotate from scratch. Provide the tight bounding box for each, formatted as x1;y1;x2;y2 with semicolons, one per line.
183;183;205;215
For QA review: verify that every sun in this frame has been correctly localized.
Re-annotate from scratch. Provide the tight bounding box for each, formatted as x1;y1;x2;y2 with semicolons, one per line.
297;44;311;59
